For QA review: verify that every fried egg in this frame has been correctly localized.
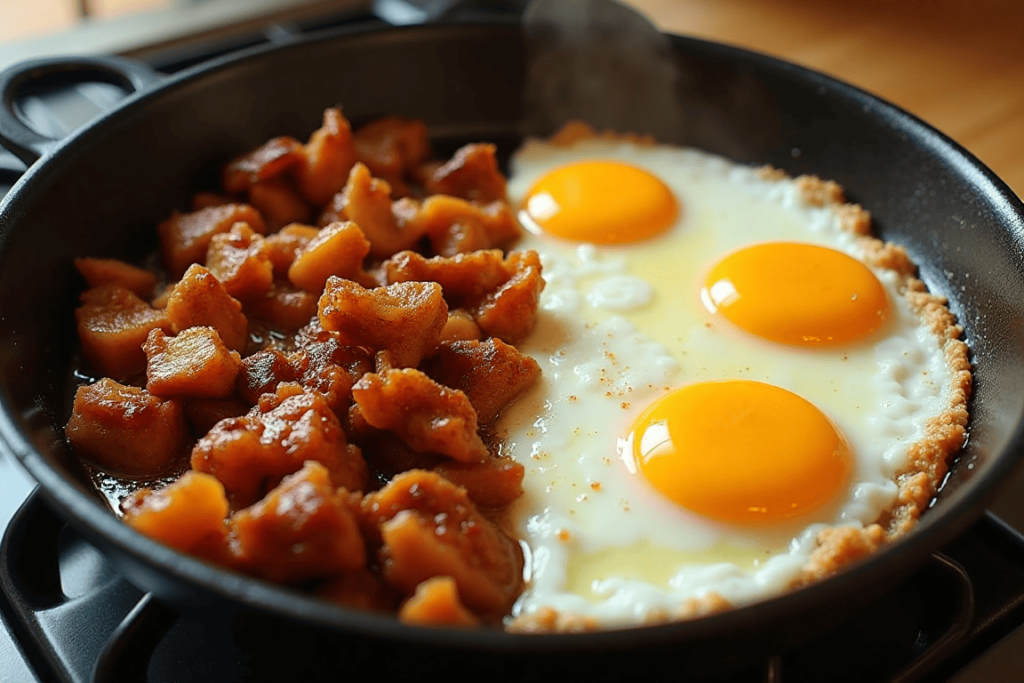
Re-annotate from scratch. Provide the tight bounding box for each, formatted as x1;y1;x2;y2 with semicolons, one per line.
497;130;964;629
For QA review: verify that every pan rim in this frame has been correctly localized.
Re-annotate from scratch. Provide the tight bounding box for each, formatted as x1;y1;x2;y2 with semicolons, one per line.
1;17;1024;651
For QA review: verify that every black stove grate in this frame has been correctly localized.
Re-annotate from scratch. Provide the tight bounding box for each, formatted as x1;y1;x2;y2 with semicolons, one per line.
3;482;1024;683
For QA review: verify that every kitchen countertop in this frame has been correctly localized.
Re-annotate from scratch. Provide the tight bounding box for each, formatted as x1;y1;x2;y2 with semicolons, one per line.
627;0;1023;201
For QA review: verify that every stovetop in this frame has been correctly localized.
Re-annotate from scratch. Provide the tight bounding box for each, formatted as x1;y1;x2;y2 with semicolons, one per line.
4;446;1024;683
3;3;1024;681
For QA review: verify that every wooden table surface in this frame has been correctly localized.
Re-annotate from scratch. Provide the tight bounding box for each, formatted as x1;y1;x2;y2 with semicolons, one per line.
626;0;1024;200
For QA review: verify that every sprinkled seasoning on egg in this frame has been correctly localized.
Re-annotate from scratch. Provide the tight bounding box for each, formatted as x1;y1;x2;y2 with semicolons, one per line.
498;125;970;631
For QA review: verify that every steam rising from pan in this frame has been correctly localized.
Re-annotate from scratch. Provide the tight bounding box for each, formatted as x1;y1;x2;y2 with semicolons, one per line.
521;0;687;140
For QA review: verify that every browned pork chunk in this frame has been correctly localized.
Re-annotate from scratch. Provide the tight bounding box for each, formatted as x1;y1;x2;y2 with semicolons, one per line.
399;576;479;627
244;283;320;332
229;461;366;583
293;107;357;206
264;223;320;276
204;222;274;302
247;178;313;230
237;349;297;405
384;249;515;304
66;378;188;476
221;135;304;193
239;340;372;416
417;143;507;203
190;385;367;509
423;338;540;425
165;264;249;352
353;116;430;197
288;221;371;293
75;284;172;380
473;251;544;344
439;309;482;343
122;471;229;556
318;162;425;258
352;368;487;463
318;278;447;369
362;470;522;620
74;257;158;298
289;338;373;415
384;249;544;344
158;203;265;277
434;458;525;510
144;327;242;399
403;195;521;256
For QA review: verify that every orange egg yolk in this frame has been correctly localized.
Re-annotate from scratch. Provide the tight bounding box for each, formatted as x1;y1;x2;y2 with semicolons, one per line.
701;242;890;346
519;160;678;244
629;380;853;526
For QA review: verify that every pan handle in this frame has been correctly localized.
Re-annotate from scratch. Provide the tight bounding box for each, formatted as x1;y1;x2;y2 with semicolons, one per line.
0;55;162;166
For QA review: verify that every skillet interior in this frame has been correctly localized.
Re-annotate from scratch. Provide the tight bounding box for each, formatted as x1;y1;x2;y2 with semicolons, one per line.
1;20;1024;666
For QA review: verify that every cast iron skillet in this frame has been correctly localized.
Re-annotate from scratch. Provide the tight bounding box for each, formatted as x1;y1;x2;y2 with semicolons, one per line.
2;18;1024;675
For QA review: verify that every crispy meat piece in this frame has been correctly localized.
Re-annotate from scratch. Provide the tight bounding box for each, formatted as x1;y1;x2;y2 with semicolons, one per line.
434;458;525;510
403;195;520;256
384;249;544;344
293;108;357;206
473;250;544;344
75;284;172;380
191;386;367;509
383;249;509;305
428;219;490;257
352;368;487;463
318;162;425;259
238;349;296;404
158;203;265;278
439;309;482;343
229;461;366;583
288;221;371;293
247;179;313;232
289;337;373;415
74;257;158;299
66;378;188;476
361;470;522;619
205;222;274;302
123;471;229;557
144;326;242;399
418;143;507;203
222;135;304;194
165;265;249;352
238;338;371;413
353;116;430;197
399;576;479;627
265;223;320;276
318;278;447;369
244;282;321;333
423;338;540;424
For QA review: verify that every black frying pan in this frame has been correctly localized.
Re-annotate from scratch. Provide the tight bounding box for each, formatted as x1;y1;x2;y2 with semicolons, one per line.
2;18;1024;677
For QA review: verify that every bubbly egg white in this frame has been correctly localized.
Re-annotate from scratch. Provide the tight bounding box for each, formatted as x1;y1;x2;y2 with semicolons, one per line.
499;137;952;626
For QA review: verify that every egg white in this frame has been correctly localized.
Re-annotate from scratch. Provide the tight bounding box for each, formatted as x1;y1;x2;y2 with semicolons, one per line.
498;136;953;627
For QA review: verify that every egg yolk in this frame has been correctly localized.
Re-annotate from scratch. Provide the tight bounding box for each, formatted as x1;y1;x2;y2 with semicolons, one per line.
628;380;852;526
701;242;890;346
519;160;678;244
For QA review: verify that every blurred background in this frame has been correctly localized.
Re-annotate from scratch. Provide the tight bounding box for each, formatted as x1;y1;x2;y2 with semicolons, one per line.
2;0;1021;200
